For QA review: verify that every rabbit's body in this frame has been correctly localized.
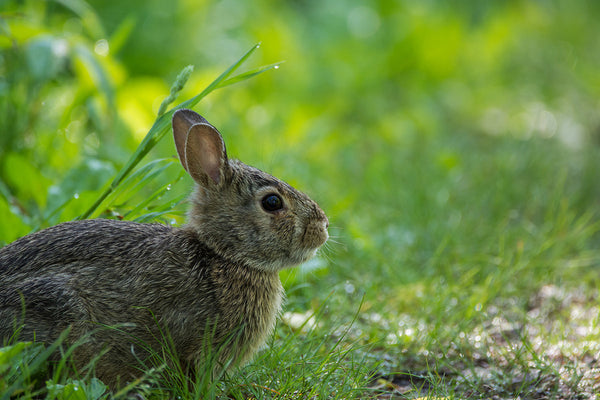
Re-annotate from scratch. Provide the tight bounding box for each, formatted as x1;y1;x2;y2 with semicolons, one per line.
0;219;282;386
0;109;328;388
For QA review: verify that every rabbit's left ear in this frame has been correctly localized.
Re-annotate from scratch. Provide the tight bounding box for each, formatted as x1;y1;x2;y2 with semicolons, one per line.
172;109;228;186
185;123;228;186
173;109;208;170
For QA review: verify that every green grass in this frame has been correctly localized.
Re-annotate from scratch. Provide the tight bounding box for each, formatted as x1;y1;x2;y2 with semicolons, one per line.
2;0;600;398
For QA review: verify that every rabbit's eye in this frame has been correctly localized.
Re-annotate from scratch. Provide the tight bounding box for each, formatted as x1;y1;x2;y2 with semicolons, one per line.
262;194;283;212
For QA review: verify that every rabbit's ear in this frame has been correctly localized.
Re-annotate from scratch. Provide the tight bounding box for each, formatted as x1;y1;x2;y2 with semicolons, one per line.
172;109;209;172
184;122;228;186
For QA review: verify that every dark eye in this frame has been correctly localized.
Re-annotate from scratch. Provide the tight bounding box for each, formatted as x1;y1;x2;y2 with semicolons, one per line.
262;194;284;212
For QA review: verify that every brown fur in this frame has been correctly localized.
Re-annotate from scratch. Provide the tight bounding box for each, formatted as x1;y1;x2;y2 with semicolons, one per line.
0;109;328;388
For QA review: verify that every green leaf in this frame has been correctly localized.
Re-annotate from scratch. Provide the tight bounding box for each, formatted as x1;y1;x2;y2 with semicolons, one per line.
52;0;106;39
0;342;32;376
87;378;108;399
25;36;67;82
72;43;115;109
109;16;135;54
59;382;88;400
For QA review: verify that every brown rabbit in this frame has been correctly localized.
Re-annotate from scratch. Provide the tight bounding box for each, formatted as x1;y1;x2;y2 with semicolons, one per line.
0;109;329;388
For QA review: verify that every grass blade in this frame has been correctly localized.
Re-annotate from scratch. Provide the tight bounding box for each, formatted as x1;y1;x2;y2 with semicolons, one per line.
216;62;283;89
77;42;274;220
157;65;194;116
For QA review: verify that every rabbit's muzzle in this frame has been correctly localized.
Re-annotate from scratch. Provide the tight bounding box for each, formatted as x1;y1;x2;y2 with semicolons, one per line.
302;211;329;251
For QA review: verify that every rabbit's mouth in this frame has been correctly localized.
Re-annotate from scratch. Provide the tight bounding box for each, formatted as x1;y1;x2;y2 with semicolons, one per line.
255;249;319;272
266;228;328;271
283;247;320;270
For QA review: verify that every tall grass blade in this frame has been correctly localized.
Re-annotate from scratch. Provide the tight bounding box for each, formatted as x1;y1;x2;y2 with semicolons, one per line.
157;65;194;116
216;62;283;89
101;159;175;209
77;42;275;220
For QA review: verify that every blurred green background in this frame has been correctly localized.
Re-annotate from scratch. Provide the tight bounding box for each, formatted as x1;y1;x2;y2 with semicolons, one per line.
1;0;600;394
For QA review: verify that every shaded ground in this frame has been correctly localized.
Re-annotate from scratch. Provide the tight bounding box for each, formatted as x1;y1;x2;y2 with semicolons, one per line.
366;285;600;399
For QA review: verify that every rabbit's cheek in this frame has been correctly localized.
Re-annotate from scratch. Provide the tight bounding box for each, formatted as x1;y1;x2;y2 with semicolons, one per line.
271;213;296;239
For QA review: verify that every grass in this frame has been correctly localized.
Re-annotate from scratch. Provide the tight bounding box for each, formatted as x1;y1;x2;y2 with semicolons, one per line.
3;127;599;399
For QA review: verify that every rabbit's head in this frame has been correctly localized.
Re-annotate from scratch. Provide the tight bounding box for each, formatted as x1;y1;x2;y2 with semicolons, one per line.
172;109;329;272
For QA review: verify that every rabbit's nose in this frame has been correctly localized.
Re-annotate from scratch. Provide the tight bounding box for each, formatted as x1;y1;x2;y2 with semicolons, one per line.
320;216;329;242
313;204;328;229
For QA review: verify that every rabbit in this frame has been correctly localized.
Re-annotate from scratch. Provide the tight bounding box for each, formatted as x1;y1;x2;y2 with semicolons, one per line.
0;109;329;389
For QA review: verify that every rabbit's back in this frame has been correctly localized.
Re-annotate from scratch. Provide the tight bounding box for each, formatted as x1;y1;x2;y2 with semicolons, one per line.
0;220;211;341
0;219;184;276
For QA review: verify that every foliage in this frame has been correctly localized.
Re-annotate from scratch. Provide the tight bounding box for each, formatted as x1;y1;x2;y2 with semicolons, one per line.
46;378;109;400
1;0;600;398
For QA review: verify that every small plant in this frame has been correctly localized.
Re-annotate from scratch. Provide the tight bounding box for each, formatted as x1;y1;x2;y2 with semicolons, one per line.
46;378;109;400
